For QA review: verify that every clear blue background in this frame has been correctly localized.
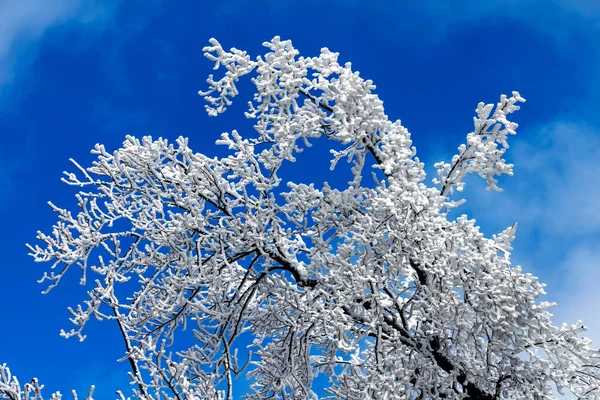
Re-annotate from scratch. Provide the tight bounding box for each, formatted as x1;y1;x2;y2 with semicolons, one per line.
1;1;599;398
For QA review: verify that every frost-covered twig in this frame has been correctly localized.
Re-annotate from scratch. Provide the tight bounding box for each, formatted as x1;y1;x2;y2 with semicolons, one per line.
21;37;600;400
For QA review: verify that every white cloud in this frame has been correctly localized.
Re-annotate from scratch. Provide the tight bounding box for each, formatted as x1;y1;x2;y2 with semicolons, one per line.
0;0;118;90
551;244;600;345
512;122;600;236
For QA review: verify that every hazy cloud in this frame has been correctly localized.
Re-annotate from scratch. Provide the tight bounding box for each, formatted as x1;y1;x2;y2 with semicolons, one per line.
0;0;119;206
0;0;118;90
514;122;600;236
552;244;600;345
465;121;600;241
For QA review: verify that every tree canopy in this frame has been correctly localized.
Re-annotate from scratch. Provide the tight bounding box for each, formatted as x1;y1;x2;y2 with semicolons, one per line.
2;37;599;400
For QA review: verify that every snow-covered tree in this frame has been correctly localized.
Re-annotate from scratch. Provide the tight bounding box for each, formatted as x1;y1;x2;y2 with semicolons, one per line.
4;37;600;399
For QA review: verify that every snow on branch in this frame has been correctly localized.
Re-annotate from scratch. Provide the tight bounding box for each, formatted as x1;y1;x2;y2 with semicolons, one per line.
0;364;94;400
18;37;600;400
435;92;526;197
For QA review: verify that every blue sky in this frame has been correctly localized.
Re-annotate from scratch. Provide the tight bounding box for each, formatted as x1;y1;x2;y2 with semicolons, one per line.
0;0;599;398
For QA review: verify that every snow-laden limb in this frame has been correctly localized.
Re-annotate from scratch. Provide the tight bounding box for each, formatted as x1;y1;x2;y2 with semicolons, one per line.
434;92;526;198
0;364;94;400
24;37;600;399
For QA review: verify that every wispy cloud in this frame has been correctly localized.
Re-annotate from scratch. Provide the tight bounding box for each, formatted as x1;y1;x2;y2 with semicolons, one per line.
0;0;120;204
0;0;118;92
551;243;600;345
512;122;600;237
461;121;600;242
